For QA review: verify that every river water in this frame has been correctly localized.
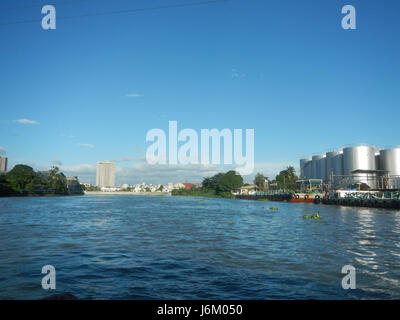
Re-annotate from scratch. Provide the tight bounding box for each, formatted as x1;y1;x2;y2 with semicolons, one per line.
0;195;399;299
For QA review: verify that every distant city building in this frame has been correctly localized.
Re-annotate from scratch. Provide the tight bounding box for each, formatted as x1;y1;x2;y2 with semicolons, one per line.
173;182;186;189
0;156;7;172
96;161;115;188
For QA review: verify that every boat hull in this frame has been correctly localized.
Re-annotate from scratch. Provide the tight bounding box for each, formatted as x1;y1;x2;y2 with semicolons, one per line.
289;198;315;203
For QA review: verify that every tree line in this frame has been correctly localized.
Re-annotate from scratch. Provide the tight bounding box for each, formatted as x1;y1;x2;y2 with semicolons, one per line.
172;170;244;198
0;164;83;197
172;166;299;198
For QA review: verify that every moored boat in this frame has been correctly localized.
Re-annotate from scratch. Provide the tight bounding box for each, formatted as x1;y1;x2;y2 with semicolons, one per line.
290;179;325;203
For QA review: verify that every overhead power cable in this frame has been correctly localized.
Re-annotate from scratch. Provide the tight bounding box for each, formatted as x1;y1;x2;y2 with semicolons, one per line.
0;0;232;27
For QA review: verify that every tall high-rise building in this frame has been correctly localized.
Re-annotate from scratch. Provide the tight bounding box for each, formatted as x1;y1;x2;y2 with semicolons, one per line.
0;156;7;172
96;161;115;188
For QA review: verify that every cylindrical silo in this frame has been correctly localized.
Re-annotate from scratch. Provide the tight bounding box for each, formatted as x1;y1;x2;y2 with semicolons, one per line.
318;156;327;181
304;160;312;180
343;145;376;188
312;155;323;179
333;152;344;184
300;158;309;180
326;151;340;182
375;153;381;170
380;147;400;189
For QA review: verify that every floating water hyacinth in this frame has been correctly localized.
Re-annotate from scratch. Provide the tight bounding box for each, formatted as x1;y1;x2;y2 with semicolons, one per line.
269;207;279;211
302;213;322;220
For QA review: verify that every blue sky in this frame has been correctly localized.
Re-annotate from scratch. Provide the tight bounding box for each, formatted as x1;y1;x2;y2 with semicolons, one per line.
1;0;399;184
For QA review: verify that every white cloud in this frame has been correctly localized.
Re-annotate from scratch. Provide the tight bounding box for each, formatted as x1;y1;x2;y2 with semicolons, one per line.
123;161;298;185
0;146;6;155
77;143;94;148
60;164;96;173
51;158;63;166
60;134;75;139
115;162;224;185
110;157;136;163
16;118;39;125
125;93;142;97
59;164;97;183
231;68;246;79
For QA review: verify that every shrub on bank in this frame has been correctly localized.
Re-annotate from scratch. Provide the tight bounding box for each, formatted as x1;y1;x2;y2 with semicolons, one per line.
172;170;244;199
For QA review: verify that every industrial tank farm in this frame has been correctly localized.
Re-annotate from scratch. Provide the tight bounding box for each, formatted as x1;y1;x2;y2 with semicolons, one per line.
238;145;400;210
300;145;400;191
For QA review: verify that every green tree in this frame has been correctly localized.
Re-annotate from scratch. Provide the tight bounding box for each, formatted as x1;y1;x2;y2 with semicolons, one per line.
0;164;78;197
202;173;224;191
47;166;68;195
0;174;19;196
85;185;100;191
254;173;266;190
217;170;243;194
6;164;37;192
275;166;298;190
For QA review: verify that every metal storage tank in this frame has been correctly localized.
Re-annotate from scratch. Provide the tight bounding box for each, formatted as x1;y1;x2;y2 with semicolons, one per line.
304;160;312;180
375;153;381;170
311;155;323;179
326;151;340;182
317;156;327;181
380;147;400;189
333;153;344;184
343;145;376;188
300;158;310;179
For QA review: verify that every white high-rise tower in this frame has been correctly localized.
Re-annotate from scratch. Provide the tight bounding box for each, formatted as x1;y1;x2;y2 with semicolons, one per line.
96;161;115;188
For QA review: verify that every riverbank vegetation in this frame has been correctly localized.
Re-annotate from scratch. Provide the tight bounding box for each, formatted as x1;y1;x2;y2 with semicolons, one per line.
275;166;298;190
0;165;83;197
81;185;100;192
172;170;243;198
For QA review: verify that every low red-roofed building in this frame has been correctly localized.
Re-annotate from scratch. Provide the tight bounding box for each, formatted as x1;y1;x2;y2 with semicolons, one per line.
182;183;194;190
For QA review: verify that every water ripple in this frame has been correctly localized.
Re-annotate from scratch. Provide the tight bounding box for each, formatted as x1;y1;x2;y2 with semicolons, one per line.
0;195;399;299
